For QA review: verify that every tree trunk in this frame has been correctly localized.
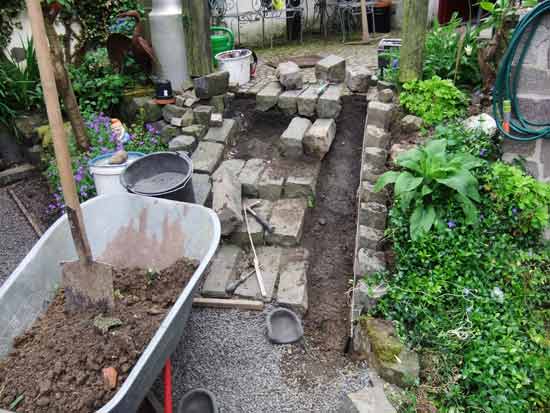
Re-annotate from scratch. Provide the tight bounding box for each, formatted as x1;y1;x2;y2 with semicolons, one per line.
399;0;429;83
44;17;89;151
182;0;213;77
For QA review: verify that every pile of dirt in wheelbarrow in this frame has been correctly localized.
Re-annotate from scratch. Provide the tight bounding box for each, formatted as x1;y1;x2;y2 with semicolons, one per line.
0;258;197;413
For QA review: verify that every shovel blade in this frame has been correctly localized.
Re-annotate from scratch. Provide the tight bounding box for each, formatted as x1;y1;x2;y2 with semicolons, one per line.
62;260;115;313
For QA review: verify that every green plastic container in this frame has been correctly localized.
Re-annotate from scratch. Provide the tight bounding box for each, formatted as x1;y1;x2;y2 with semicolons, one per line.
210;26;234;66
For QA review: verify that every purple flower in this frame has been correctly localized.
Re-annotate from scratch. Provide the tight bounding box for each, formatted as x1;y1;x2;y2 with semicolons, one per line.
512;207;518;215
447;220;457;229
479;148;488;157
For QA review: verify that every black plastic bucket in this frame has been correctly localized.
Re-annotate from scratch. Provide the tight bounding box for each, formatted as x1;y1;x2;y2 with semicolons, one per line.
120;151;196;202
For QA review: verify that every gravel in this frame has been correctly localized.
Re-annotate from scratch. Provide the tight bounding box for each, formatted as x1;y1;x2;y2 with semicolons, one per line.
155;307;369;412
0;187;38;285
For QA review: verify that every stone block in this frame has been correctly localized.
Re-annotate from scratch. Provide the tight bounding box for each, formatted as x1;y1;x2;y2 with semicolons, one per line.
277;248;309;314
276;61;303;90
359;202;387;230
0;164;35;187
364;147;388;173
181;110;195;128
376;349;420;390
232;199;273;246
193;105;214;126
355;248;386;277
178;90;200;108
354;280;388;316
360;181;387;204
362;163;382;184
162;104;187;124
235;246;283;302
204;118;238;145
194;71;230;99
159;124;180;144
365;125;391;149
239;158;267;197
315;54;346;82
181;124;207;139
284;162;321;198
517;93;550;123
377;80;395;90
368;101;393;131
344;372;397;413
317;85;342;119
366;88;379;103
258;166;285;200
303;118;337;160
541;139;550;180
168;135;196;152
209;94;225;113
278;89;303;115
210;113;223;127
515;64;550;95
191;141;224;174
121;97;162;124
345;66;372;93
358;225;385;251
212;159;245;182
378;88;394;103
297;86;320;117
201;245;243;297
280;117;312;158
502;137;537;157
224;92;235;109
400;115;423;134
257;82;283;111
267;198;308;247
212;169;243;236
192;173;212;206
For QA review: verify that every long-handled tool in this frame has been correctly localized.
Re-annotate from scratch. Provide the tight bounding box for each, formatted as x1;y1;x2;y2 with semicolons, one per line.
244;205;267;298
225;266;261;295
26;0;114;313
246;205;274;233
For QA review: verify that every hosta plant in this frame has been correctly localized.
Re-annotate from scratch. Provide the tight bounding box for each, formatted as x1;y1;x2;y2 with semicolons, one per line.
374;139;483;240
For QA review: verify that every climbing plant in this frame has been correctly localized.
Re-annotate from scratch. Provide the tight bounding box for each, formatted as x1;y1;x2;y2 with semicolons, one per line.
0;0;25;51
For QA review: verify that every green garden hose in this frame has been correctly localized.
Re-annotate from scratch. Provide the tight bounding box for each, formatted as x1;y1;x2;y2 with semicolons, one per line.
493;1;550;141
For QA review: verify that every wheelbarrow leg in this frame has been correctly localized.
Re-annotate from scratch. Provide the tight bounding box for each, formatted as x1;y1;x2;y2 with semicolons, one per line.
164;358;173;413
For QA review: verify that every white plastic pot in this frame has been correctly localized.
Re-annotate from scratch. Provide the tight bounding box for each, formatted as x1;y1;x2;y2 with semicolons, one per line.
89;152;144;195
215;49;252;86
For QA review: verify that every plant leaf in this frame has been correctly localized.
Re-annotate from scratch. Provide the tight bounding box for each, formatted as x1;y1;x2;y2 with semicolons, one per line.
409;203;436;240
437;170;481;202
456;193;479;225
395;172;423;196
396;148;423;173
480;1;495;12
373;171;400;192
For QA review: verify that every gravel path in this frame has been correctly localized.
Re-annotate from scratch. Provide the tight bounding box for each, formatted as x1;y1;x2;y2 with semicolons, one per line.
0;187;38;285
157;308;369;412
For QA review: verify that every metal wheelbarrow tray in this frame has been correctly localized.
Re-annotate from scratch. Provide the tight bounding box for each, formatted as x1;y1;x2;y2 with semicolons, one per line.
0;193;220;413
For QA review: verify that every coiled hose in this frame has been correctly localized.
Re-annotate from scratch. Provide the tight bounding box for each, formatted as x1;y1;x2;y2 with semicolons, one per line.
493;1;550;141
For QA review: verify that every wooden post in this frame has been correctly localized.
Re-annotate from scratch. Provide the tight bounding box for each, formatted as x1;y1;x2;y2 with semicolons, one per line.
399;0;429;83
182;0;213;77
360;0;370;43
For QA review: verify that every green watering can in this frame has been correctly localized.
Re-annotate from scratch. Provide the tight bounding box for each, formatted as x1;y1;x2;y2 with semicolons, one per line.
210;26;234;66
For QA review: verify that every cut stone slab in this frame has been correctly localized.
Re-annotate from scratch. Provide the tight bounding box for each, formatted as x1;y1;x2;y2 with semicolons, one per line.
360;181;387;204
400;115;423;134
315;54;346;83
181;124;207;139
159;124;180;144
209;94;225;113
303;118;337;160
235;246;283;302
162;104;187;124
278;89;303;115
191;141;224;174
317;85;342;118
368;101;393;131
284;162;321;198
201;245;243;297
297;86;320;117
266;198;308;247
212;159;245;182
193;105;214;126
359;202;388;230
204;118;238;145
378;89;394;104
345;66;372;93
277;247;309;314
231;199;273;247
362;163;382;184
280;117;312;158
257;82;283;111
358;225;385;251
169;135;196;152
355;248;386;277
194;71;230;99
345;371;397;413
258;166;285;200
239;158;267;197
364;147;388;173
212;169;243;236
365;125;391;149
191;173;212;206
276;61;303;90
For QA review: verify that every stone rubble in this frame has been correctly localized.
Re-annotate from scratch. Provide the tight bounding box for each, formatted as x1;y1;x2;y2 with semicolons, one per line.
276;61;304;90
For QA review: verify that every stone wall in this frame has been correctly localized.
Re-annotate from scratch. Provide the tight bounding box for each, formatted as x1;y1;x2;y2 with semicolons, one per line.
503;11;550;182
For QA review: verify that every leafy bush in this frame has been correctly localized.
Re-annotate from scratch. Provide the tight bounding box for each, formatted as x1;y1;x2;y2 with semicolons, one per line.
374;139;483;240
45;112;166;212
400;76;468;125
432;122;502;160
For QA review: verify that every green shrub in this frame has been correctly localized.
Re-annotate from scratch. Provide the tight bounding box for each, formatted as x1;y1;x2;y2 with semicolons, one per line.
400;76;468;125
374;139;483;240
433;122;502;160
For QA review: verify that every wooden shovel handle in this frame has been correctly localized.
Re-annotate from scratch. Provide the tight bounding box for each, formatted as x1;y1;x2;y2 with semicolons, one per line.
25;0;92;262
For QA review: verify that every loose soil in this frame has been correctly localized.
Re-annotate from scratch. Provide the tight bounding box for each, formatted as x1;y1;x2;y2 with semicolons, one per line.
0;258;197;413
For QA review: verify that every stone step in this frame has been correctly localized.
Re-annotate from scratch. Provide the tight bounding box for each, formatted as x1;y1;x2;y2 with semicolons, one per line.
315;54;346;83
203;118;238;145
266;198;308;247
191;173;212;206
201;245;243;298
191;141;224;174
235;246;283;302
343;371;399;413
256;82;283;112
277;247;309;315
303;118;336;160
297;85;320;117
317;85;342;119
280;117;312;159
278;89;303;115
231;199;273;247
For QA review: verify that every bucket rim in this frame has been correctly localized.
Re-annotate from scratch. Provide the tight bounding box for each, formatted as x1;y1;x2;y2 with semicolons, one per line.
215;49;252;62
89;151;145;169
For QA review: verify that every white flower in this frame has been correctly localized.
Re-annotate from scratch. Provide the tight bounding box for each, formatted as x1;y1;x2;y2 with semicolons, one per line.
465;45;473;57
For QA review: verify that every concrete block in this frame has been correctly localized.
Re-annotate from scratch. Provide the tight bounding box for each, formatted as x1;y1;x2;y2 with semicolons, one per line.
303;118;337;160
517;93;550;123
345;66;372;93
162;104;187;124
257;82;283;111
120;97;162;124
181;124;207;139
277;248;309;314
297;86;320;117
365;125;391;149
284;162;321;198
364;147;388;173
191;141;224;174
159;124;180;143
362;163;382;184
201;245;243;297
360;181;387;204
192;173;212;206
181;110;195;128
278;89;303;115
502;136;538;157
280;117;312;158
209;94;225;113
358;226;385;251
368;101;394;130
258;166;285;200
344;372;397;413
316;54;346;83
168;135;196;152
194;71;230;99
212;169;243;236
235;246;283;302
359;202;388;230
193;105;214;126
239;158;267;197
355;248;386;277
317;85;342;119
212;159;245;182
378;88;394;103
204;118;238;145
232;199;273;247
276;61;303;90
267;198;308;247
515;64;550;95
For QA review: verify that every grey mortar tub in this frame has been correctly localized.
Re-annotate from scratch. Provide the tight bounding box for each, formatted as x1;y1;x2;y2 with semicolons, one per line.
0;193;220;413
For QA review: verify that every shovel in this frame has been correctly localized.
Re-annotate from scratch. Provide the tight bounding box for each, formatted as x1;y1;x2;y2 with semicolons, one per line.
26;0;114;313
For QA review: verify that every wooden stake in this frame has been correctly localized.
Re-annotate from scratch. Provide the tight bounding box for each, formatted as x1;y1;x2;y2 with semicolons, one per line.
360;0;370;43
193;297;264;311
